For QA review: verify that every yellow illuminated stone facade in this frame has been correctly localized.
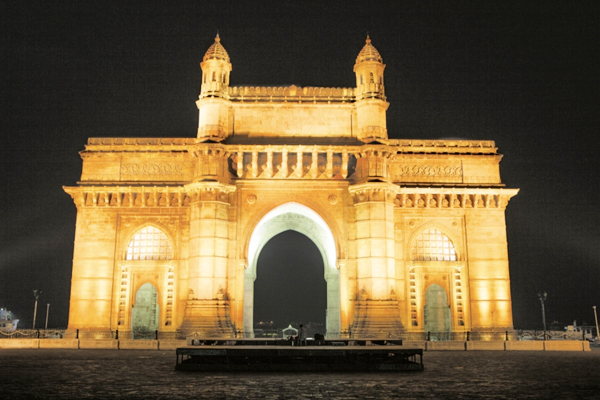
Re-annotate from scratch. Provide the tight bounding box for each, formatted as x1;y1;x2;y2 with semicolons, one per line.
64;35;518;338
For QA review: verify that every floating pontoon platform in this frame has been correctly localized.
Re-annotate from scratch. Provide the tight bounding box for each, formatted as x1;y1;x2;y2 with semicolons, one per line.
176;340;423;372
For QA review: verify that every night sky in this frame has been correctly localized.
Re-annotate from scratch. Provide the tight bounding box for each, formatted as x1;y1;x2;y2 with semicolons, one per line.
2;2;598;330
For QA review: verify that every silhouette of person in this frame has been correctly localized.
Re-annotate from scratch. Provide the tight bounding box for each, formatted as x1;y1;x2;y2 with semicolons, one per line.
298;324;306;346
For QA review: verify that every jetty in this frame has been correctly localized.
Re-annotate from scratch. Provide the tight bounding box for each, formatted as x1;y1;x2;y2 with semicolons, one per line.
175;338;423;372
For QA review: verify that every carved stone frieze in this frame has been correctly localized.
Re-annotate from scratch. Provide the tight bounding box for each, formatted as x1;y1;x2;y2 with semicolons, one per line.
120;163;184;176
396;165;463;178
184;182;236;204
348;182;399;204
395;189;518;210
64;186;191;208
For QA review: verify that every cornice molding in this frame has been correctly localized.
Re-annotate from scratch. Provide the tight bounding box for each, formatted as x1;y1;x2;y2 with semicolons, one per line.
63;182;237;208
394;188;519;209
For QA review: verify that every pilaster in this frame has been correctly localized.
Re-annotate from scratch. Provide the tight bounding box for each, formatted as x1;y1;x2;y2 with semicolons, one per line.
180;181;236;337
348;182;405;337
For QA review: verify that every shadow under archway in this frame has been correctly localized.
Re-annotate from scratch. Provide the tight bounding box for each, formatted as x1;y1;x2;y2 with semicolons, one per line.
254;230;327;335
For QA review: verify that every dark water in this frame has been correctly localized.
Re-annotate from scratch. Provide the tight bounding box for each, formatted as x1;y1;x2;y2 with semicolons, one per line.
1;349;599;399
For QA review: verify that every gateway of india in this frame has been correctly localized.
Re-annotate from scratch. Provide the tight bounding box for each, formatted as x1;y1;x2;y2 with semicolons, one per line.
64;35;518;339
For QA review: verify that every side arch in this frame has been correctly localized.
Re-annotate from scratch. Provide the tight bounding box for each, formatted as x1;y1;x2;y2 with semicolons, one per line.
131;282;160;337
115;223;178;331
406;222;469;332
424;284;451;340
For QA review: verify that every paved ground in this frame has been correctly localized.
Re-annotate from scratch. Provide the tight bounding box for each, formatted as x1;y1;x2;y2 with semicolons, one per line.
1;348;599;399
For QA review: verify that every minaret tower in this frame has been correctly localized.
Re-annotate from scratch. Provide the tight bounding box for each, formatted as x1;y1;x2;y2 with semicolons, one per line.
196;34;232;141
353;36;389;142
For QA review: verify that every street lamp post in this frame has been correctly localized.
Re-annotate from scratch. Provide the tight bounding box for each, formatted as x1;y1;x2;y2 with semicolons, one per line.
538;292;547;340
32;290;42;329
45;303;50;330
593;306;599;343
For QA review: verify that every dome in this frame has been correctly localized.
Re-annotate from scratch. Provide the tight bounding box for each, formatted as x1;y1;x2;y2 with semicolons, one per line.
355;35;383;64
203;34;230;63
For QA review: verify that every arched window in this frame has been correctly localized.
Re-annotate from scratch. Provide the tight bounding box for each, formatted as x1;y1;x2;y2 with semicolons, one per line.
411;228;456;261
126;226;173;260
212;71;216;82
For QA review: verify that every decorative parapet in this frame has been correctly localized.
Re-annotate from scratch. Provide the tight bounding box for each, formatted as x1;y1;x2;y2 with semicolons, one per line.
394;188;519;210
228;85;356;104
85;137;196;150
388;139;497;154
78;139;503;185
84;137;496;155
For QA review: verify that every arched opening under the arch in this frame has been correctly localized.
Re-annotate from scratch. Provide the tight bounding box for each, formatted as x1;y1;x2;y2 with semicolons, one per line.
424;284;451;340
132;283;159;339
244;202;340;338
254;231;327;338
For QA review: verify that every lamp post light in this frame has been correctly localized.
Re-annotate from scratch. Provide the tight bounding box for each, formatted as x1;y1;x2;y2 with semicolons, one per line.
537;292;547;340
32;290;42;329
593;306;599;343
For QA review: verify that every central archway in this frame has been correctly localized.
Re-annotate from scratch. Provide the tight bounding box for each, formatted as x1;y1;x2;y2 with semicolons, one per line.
244;202;340;338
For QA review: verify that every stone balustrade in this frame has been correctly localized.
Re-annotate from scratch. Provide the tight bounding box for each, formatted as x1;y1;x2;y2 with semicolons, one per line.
228;146;356;179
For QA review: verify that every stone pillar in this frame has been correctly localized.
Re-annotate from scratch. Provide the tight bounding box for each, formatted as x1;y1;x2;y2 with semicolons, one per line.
465;208;515;332
293;147;303;178
325;148;334;178
348;182;405;337
180;182;236;337
64;199;117;339
263;150;274;178
236;151;244;178
280;148;289;177
250;151;258;178
308;147;319;178
341;150;349;179
350;183;397;300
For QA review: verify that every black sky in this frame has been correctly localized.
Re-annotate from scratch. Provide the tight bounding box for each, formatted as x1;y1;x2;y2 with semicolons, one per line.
1;1;598;330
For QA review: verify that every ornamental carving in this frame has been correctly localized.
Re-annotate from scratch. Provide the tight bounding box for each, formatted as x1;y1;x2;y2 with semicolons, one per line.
395;192;514;209
70;189;190;208
397;165;463;177
349;185;398;204
121;163;184;176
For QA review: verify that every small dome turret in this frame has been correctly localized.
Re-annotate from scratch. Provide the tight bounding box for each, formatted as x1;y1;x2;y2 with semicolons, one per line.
355;35;383;64
197;34;233;142
353;35;388;142
203;34;230;63
353;35;386;101
199;34;232;100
